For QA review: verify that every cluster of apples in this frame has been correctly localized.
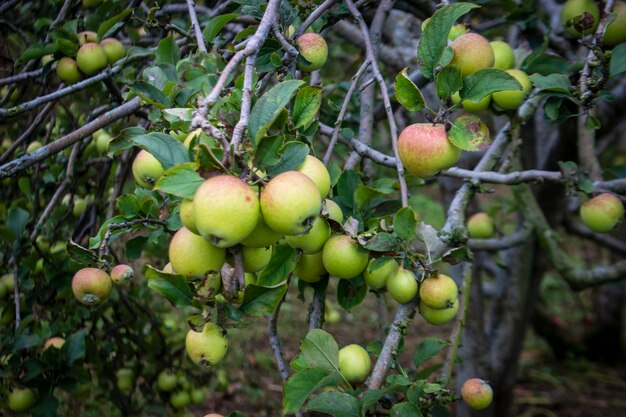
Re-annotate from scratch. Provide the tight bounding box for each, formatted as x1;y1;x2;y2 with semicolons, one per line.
154;370;209;410
561;0;626;45
70;264;133;306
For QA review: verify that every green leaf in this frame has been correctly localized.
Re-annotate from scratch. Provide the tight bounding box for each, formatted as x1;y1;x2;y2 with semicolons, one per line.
108;126;147;156
394;207;418;241
609;43;626;77
391;402;423;417
413;337;447;367
306;391;361;417
202;13;239;44
156;35;180;66
292;86;323;129
267;141;309;177
448;114;490;151
146;266;193;307
240;283;288;317
336;170;362;211
255;135;283;170
66;239;97;266
337;276;367;311
301;329;340;373
364;232;400;252
417;3;480;79
249;80;305;146
97;8;131;40
256;245;297;287
284;369;341;414
64;330;85;365
529;73;571;93
132;132;190;169
15;43;57;67
436;65;462;99
394;68;425;111
130;82;172;109
13;333;41;350
6;207;29;242
154;163;204;199
430;405;453;417
460;68;521;102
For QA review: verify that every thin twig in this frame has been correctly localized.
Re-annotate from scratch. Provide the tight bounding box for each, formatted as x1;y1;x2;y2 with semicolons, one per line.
291;0;339;39
186;0;208;53
0;101;55;164
11;258;20;329
0;68;46;87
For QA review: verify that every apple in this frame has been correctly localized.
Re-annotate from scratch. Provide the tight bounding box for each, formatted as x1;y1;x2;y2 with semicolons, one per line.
168;227;226;279
604;1;626;47
180;198;199;235
398;123;462;177
490;40;515;70
461;378;493;410
99;38;126;64
322;235;368;279
579;193;625;232
94;130;113;155
467;212;495;238
116;368;134;393
296;33;328;72
26;141;42;153
419;298;459;325
451;91;491;112
177;375;191;390
157;370;178;391
386;267;418;304
364;258;398;290
448;24;469;41
185;322;228;366
43;336;65;350
76;43;109;75
419;274;458;309
294;251;327;283
132;150;164;189
324;300;341;324
1;273;14;294
240;214;282;248
324;199;344;223
77;31;98;46
72;267;112;306
260;171;322;236
204;414;225;417
338;344;371;384
190;387;207;404
170;390;191;409
7;387;37;412
193;175;260;248
110;264;134;285
561;0;599;36
56;57;82;84
72;197;90;217
285;216;331;254
449;33;494;78
491;69;532;110
242;245;272;273
296;155;331;198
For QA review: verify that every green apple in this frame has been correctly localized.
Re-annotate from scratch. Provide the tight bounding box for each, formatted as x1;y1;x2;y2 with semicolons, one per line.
285;216;331;254
260;171;322;236
1;273;15;294
451;91;491;112
419;274;458;309
561;0;599;36
72;267;112;306
491;69;532;110
72;197;89;217
338;344;371;384
56;57;82;84
157;370;178;391
296;33;328;72
170;390;191;409
43;336;65;350
99;38;126;64
180;198;199;235
76;42;109;75
364;258;398;290
77;31;98;46
185;322;228;366
467;212;495;238
322;235;368;279
26;141;42;153
294;251;327;283
110;264;133;285
579;193;625;232
168;227;226;279
132;150;164;189
7;387;37;412
449;33;494;78
296;155;331;198
193;175;260;248
419;298;459;325
490;40;515;70
398;123;461;177
386;267;418;304
242;245;272;273
461;378;493;410
94;130;113;155
240;214;282;248
604;1;626;46
324;199;344;223
116;368;134;393
324;300;341;324
190;387;207;404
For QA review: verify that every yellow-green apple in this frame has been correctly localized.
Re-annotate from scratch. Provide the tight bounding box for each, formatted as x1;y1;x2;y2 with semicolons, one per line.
260;171;322;235
185;322;228;366
193;175;260;248
419;274;458;309
490;40;515;70
26;141;42;153
449;33;494;78
364;258;398;290
386;267;418;304
72;267;112;306
170;390;191;409
240;214;282;248
7;387;37;412
604;1;626;46
419;298;459;325
451;91;491;112
99;38;126;64
294;251;327;283
296;33;328;72
242;246;272;273
190;388;207;404
324;300;341;324
467;212;495;238
322;235;368;279
180;198;199;235
285;216;331;254
168;227;226;279
76;42;108;75
579;193;625;232
116;368;134;393
56;57;82;84
157;370;178;391
561;0;599;36
77;31;98;46
338;344;371;384
461;378;493;410
72;197;90;217
43;336;65;350
132;150;164;189
324;199;344;223
94;129;112;155
1;273;14;294
296;155;331;198
491;69;532;110
110;264;133;285
398;123;461;177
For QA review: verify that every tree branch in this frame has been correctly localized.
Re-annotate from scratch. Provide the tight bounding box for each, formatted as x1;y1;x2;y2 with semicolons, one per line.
186;0;208;53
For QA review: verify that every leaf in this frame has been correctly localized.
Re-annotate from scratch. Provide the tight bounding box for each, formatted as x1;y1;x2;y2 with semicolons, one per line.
436;65;463;99
336;170;362;211
364;232;400;252
249;80;305;146
64;330;86;365
417;223;441;264
156;35;180;66
391;402;423;417
460;68;521;102
154;163;204;199
108;126;147;156
300;329;340;373
448;114;490;151
292;86;323;129
97;8;132;40
256;245;297;287
337;276;367;311
394;207;418;241
6;206;29;242
306;391;361;417
15;43;57;67
267;141;309;177
284;369;341;414
240;283;288;317
130;82;172;109
609;43;626;78
202;13;239;44
146;266;193;307
132;132;190;169
66;240;97;266
529;73;571;93
430;404;453;417
255;135;283;169
394;68;425;111
417;3;480;79
413;337;447;367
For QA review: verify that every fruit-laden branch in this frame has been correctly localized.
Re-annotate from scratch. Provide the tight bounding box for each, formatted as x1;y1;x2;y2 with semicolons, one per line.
186;0;207;53
0;97;142;179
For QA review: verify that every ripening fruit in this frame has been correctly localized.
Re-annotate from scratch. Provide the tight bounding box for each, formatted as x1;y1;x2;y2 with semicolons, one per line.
285;216;331;254
322;235;369;279
294;251;327;283
56;57;82;84
77;31;98;46
561;0;600;36
94;130;112;155
168;227;226;279
240;214;282;248
296;155;331;198
296;33;328;72
419;274;458;309
99;38;126;64
467;212;495;238
604;1;626;47
157;370;178;392
491;69;532;110
419;298;459;325
72;197;90;217
451;91;491;112
26;141;42;153
190;387;207;404
449;33;494;78
579;193;625;232
7;387;37;412
338;344;371;384
76;43;109;75
260;171;322;236
193;175;260;248
398;123;462;177
72;267;112;306
185;322;228;366
242;246;272;273
461;378;494;410
324;199;344;223
170;390;191;409
116;368;134;393
110;264;133;285
43;337;65;350
132;150;164;189
490;41;515;70
364;258;398;290
180;198;199;235
386;267;418;304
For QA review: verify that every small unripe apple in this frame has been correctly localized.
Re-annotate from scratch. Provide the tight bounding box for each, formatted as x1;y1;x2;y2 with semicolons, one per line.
296;33;328;72
386;267;418;304
43;336;65;350
451;91;491;112
338;344;371;384
185;322;228;366
99;38;126;64
77;31;98;46
180;198;199;235
26;141;43;153
94;129;113;155
56;57;82;84
132;150;164;189
242;245;272;273
168;227;226;279
170;390;191;409
110;264;134;285
398;123;461;178
72;197;90;217
491;69;532;110
467;212;495;238
324;199;344;223
190;387;207;404
364;258;398;290
324;300;341;324
76;42;109;75
322;235;369;279
240;214;282;248
294;251;327;283
490;40;515;70
116;368;134;393
296;155;331;198
449;33;494;78
604;1;626;47
579;193;625;232
72;267;112;306
157;370;178;391
419;274;458;309
7;387;37;412
285;216;331;254
561;0;599;36
461;378;493;410
419;298;459;325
